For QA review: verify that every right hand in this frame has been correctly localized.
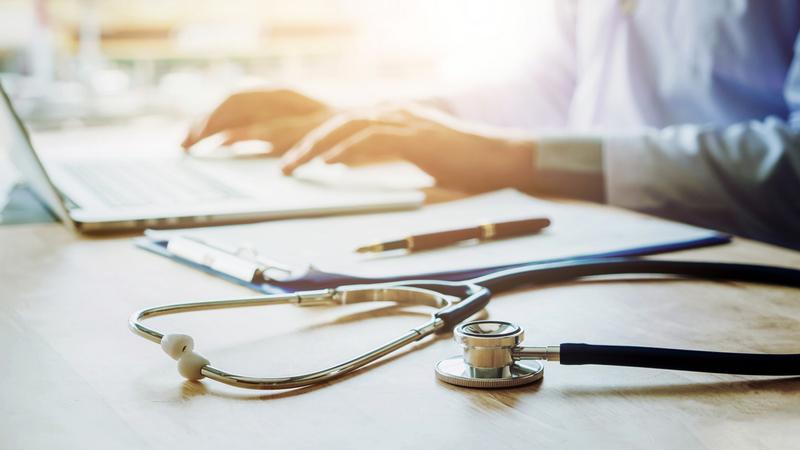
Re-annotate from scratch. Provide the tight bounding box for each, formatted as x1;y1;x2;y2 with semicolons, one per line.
181;89;334;155
281;104;537;193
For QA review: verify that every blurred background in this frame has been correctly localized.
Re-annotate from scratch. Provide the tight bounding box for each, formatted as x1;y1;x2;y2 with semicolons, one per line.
0;0;549;128
0;0;553;221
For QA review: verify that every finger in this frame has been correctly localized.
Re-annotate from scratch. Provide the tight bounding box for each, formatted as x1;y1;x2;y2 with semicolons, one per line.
182;91;285;149
221;125;272;146
216;126;277;157
182;115;246;150
184;89;332;150
220;116;326;155
181;120;206;151
281;115;370;174
281;111;412;174
182;98;245;149
322;126;411;166
256;114;332;155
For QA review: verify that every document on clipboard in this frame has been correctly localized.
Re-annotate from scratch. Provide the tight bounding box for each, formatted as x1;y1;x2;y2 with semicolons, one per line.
137;189;730;291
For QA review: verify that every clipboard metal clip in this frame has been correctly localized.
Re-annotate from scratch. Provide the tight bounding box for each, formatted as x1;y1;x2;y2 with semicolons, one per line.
165;235;296;284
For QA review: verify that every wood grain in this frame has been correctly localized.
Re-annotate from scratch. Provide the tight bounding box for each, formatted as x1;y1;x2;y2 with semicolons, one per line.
1;199;799;450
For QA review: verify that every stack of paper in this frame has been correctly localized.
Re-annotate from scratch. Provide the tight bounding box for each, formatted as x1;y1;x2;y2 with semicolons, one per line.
142;189;728;282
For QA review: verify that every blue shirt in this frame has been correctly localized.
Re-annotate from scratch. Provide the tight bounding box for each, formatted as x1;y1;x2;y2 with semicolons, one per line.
445;0;800;248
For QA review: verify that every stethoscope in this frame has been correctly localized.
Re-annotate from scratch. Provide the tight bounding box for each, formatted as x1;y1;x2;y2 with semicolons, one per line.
129;257;800;390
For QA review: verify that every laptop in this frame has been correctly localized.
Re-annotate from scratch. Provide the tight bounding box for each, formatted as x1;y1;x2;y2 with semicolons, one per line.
0;83;424;233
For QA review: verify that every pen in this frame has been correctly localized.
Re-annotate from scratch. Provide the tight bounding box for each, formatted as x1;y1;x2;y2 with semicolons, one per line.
355;217;551;253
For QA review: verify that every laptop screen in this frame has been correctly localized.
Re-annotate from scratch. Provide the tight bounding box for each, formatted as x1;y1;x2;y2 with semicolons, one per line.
0;82;73;227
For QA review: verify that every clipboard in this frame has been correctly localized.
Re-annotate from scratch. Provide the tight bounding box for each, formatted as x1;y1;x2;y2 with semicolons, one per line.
135;190;731;293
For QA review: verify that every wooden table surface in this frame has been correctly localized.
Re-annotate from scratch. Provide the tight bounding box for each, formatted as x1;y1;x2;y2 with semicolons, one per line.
2;200;799;450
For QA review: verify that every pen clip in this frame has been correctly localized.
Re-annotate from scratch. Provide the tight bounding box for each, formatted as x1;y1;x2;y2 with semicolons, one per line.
165;235;294;283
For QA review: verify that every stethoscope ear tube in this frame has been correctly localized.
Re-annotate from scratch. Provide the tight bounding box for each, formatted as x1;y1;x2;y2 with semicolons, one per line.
433;285;491;333
559;343;800;375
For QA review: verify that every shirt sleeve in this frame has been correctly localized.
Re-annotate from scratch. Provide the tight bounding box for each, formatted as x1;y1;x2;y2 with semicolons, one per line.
533;134;605;203
602;34;800;249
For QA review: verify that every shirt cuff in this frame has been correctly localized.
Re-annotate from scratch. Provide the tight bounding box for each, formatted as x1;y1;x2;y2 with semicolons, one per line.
533;134;606;202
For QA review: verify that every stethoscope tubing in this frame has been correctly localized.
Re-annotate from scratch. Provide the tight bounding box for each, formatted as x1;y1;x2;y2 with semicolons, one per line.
559;343;800;375
469;257;800;292
130;282;492;389
130;257;800;389
466;258;800;376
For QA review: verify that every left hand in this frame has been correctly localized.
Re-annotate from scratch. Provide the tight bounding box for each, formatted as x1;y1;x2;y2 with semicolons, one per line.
281;105;537;193
181;89;334;155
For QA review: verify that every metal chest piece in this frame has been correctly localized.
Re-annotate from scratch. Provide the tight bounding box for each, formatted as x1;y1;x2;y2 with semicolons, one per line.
435;320;544;388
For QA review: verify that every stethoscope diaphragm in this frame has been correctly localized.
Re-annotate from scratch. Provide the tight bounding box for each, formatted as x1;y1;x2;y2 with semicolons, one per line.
435;320;545;388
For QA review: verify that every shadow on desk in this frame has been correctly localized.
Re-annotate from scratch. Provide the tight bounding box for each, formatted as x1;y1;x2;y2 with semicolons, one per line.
0;183;56;225
561;377;800;398
176;304;451;402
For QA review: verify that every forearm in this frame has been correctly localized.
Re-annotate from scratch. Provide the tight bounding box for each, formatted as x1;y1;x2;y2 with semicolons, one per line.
538;119;800;248
407;121;538;193
602;119;800;247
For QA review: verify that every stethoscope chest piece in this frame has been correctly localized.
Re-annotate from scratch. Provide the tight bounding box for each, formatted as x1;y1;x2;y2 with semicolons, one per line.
435;320;544;388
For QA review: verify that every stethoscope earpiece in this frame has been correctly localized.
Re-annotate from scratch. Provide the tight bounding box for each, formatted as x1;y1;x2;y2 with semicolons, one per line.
161;333;209;380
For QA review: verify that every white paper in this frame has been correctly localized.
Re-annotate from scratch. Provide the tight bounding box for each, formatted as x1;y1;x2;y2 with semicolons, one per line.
147;189;724;278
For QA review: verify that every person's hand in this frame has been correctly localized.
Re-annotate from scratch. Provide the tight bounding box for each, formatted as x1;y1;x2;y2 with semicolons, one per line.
181;89;334;155
281;104;537;193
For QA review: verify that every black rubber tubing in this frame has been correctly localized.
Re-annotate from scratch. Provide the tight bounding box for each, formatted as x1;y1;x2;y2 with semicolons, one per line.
469;257;800;375
559;344;800;375
380;280;492;333
433;285;492;333
470;257;800;292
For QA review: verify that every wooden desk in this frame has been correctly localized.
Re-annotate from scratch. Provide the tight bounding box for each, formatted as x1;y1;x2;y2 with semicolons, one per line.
1;202;799;450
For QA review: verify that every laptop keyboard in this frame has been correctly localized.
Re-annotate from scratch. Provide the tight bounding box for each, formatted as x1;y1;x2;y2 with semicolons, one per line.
62;160;246;207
